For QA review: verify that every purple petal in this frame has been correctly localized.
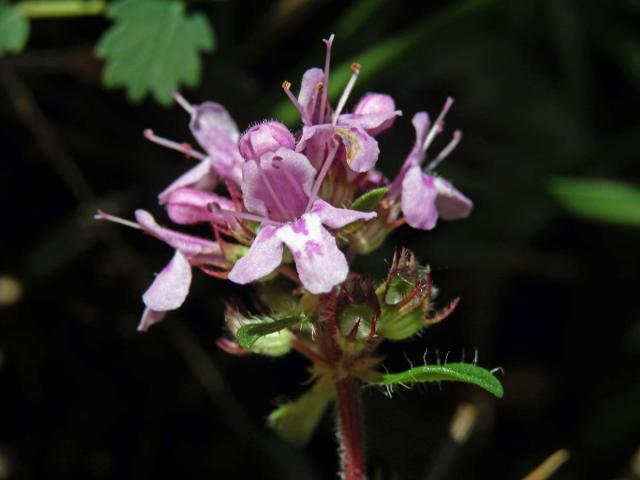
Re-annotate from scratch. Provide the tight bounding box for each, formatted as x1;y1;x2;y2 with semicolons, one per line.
341;92;401;136
310;199;377;230
401;166;439;230
138;308;167;332
189;102;243;185
158;158;215;204
434;177;473;220
228;226;284;284
277;213;348;294
142;250;192;313
389;112;430;197
241;148;316;222
334;125;380;172
298;68;325;124
135;209;222;258
296;124;335;169
165;188;235;225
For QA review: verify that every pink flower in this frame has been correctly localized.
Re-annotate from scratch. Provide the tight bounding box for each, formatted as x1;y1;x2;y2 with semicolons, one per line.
389;99;472;230
225;147;377;294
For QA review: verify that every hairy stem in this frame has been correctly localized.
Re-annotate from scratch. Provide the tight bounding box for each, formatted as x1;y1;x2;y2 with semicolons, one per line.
16;1;107;18
335;377;365;480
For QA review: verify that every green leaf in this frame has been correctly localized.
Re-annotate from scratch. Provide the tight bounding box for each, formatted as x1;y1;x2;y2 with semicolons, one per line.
268;375;335;445
96;0;215;105
548;177;640;226
0;3;30;56
236;314;308;349
351;186;389;211
370;362;504;398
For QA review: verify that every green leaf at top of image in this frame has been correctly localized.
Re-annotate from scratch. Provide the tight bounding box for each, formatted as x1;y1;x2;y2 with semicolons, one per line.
548;177;640;226
0;2;30;57
236;314;308;349
351;186;389;211
369;362;504;398
96;0;215;105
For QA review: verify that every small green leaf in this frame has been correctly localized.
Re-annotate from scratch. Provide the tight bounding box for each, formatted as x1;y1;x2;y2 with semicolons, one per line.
236;315;307;349
96;0;215;105
0;3;30;56
268;375;335;445
370;362;504;398
548;177;640;226
351;186;389;211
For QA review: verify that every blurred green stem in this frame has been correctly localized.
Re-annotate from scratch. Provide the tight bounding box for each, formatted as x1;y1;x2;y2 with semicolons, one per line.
16;0;106;18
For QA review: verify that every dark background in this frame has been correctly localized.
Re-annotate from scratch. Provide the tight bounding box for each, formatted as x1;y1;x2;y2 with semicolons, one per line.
1;0;639;478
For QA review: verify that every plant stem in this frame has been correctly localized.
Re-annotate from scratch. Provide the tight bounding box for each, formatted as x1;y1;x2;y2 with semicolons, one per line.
16;1;107;18
335;377;365;480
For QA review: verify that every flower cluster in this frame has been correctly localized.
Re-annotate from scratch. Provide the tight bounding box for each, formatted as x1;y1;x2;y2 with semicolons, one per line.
97;35;472;332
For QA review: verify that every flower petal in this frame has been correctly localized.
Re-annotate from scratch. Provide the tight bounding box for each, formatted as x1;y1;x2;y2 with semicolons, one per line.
189;102;243;185
135;209;221;257
296;124;335;169
228;226;284;285
298;68;325;124
277;214;348;294
241;148;316;222
138;308;168;332
334;125;380;173
401;166;439;230
389;112;430;197
310;199;377;230
142;250;192;313
340;110;401;137
158;158;215;205
166;188;235;225
434;177;473;220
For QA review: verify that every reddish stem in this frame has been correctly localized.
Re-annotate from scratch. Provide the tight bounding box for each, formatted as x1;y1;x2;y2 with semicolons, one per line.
335;377;365;480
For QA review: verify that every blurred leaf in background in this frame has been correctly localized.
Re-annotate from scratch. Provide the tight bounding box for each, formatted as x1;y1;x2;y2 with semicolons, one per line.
549;177;640;226
96;0;215;104
0;1;29;56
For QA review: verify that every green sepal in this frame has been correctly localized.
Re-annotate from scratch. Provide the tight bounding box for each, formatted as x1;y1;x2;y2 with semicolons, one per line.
369;362;504;398
0;3;29;56
351;187;389;211
268;375;336;446
236;314;308;349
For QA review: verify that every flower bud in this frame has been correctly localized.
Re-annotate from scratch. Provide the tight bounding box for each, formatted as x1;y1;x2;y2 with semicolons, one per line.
239;121;295;161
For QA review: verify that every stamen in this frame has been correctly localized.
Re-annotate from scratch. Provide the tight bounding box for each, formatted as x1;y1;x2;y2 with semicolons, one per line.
426;130;463;171
207;203;282;227
306;139;339;211
321;33;335;122
332;62;361;125
144;129;207;161
282;81;311;125
94;210;142;230
172;92;194;115
422;97;454;153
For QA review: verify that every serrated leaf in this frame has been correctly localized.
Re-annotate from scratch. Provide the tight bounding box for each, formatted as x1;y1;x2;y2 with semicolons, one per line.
351;186;389;211
268;375;335;446
236;314;308;349
96;0;215;105
548;177;640;226
370;362;504;398
0;3;29;56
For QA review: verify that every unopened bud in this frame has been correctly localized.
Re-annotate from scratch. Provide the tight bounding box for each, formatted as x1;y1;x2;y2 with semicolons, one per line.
239;121;295;161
